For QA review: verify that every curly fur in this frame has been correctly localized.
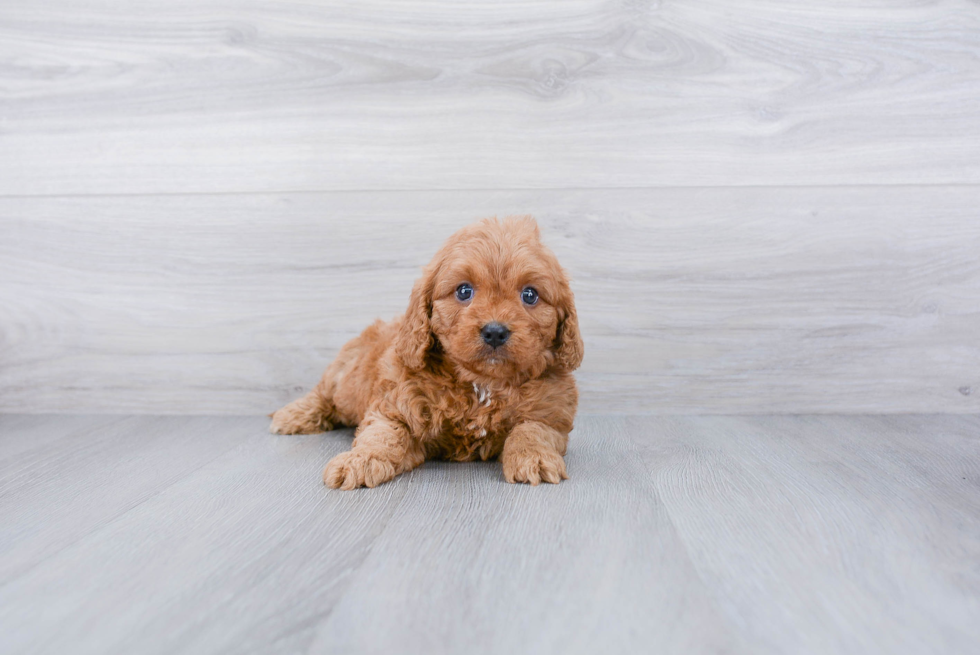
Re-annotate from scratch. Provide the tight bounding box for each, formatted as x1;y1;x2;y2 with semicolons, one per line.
270;216;583;489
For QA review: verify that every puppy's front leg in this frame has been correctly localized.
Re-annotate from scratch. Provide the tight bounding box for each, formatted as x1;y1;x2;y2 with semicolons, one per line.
323;413;423;490
501;421;569;485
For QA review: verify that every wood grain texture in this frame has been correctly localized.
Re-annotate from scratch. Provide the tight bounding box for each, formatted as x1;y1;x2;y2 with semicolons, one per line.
2;187;978;414
634;414;980;654
1;0;980;194
0;416;409;655
0;415;251;584
1;414;978;654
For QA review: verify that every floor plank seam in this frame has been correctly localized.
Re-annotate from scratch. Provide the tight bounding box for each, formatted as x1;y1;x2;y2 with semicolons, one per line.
2;181;980;201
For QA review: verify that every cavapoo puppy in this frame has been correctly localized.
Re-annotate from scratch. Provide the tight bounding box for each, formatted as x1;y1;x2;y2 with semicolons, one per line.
270;216;583;489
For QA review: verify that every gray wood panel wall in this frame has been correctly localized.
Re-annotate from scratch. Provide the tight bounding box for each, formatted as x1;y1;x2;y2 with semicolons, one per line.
1;1;979;414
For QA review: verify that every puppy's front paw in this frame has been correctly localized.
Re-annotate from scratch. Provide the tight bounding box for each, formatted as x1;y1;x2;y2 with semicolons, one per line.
323;450;397;490
502;447;568;485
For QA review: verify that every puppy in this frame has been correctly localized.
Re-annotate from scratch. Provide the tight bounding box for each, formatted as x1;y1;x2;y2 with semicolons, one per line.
270;216;583;489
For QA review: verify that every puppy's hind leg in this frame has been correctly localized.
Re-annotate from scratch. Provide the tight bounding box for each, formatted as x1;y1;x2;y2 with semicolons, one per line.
270;354;348;435
269;385;336;434
270;319;377;435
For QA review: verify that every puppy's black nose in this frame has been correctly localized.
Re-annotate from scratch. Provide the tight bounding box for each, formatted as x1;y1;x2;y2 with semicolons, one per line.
481;322;511;348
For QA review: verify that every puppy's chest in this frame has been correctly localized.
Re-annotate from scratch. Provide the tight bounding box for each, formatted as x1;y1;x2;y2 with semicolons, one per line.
440;383;512;461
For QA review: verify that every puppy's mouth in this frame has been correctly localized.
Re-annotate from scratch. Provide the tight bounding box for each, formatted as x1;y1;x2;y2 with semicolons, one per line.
482;350;507;365
477;345;510;367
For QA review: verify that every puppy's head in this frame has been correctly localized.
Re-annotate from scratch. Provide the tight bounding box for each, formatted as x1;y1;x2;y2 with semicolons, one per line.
396;216;583;381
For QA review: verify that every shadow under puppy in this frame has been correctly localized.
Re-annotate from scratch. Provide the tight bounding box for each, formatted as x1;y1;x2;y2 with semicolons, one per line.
270;216;583;489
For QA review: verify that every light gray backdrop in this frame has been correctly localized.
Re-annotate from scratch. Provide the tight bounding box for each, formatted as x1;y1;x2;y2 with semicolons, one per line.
1;0;978;414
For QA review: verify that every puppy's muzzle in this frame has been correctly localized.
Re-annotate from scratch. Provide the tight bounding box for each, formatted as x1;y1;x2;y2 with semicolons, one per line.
481;322;510;348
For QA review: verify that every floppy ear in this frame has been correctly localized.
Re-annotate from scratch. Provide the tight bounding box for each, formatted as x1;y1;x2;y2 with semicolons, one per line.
395;264;436;370
554;286;584;372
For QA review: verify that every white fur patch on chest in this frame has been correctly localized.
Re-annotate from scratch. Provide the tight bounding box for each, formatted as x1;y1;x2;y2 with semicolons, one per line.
472;382;493;407
465;423;489;438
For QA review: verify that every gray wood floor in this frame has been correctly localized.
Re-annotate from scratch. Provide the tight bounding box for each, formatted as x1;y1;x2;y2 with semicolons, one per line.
1;414;978;654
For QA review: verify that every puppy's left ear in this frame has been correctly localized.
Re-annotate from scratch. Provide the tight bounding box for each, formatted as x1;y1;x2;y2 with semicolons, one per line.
554;283;584;372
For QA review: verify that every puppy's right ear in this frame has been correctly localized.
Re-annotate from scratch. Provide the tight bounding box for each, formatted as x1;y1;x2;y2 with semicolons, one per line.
395;263;436;370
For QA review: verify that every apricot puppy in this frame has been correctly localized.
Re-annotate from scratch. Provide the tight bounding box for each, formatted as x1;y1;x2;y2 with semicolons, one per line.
270;216;583;489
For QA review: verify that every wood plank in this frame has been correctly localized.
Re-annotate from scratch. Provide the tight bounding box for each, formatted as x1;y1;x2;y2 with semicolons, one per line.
631;414;980;654
1;1;979;194
0;418;409;655
2;187;977;414
0;415;250;584
0;414;123;463
305;416;745;654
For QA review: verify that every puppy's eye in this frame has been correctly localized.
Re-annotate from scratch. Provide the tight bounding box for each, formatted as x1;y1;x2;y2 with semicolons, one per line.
455;283;474;302
521;287;539;305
